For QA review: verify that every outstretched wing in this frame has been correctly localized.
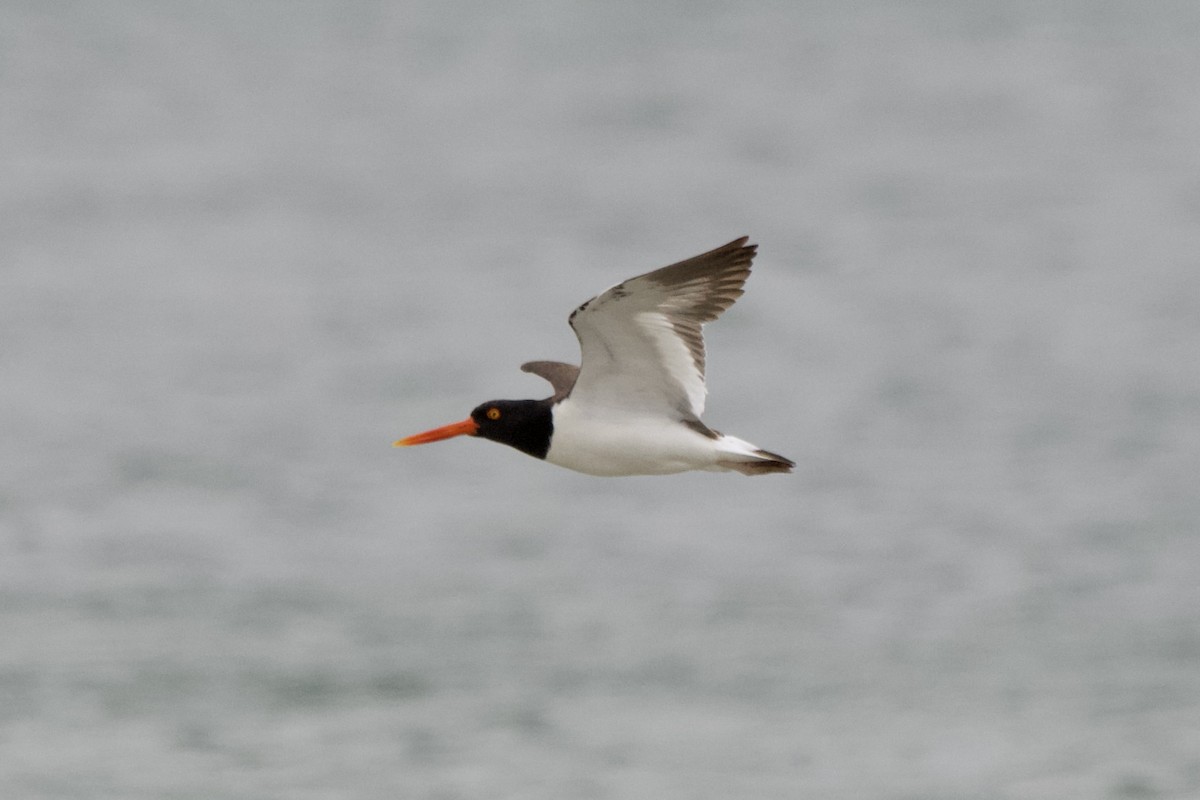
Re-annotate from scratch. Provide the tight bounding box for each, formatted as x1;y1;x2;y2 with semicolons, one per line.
566;237;755;420
520;360;579;402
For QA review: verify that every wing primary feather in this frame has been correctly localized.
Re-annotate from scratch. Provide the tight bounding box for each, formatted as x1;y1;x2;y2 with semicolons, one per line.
635;236;755;379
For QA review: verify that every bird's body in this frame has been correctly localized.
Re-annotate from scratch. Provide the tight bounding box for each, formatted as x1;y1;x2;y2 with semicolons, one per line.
544;399;762;476
395;237;794;477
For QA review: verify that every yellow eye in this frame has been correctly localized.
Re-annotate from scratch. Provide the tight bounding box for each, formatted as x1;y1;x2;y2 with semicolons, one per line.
486;407;501;420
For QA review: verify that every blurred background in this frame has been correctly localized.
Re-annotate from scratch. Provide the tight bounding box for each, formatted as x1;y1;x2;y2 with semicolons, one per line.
3;2;1200;798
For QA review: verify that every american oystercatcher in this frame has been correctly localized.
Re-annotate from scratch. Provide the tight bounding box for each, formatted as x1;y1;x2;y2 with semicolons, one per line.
394;237;794;476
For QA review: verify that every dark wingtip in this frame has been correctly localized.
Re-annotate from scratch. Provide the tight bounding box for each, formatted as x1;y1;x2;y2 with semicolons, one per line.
520;360;580;402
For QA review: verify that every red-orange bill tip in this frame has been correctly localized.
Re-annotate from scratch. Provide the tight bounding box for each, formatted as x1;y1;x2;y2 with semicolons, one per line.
392;417;479;447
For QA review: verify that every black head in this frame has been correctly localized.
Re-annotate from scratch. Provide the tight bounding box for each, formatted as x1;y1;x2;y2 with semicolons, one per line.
468;398;554;459
393;397;554;459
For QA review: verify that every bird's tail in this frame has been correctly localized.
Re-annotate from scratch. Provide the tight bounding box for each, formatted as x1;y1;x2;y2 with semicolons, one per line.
714;436;795;476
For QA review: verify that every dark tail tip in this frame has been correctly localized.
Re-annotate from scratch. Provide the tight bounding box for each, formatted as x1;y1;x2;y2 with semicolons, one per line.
720;450;795;476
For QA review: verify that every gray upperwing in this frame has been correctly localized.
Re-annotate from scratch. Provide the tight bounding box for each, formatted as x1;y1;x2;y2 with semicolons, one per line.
520;361;580;402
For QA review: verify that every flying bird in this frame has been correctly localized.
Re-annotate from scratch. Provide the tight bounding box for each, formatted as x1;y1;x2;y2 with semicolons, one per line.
394;237;794;476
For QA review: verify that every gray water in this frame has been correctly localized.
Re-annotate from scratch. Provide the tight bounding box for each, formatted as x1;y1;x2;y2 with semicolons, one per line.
4;3;1200;798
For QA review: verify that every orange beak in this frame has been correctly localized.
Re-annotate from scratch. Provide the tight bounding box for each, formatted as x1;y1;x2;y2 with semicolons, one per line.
392;417;479;447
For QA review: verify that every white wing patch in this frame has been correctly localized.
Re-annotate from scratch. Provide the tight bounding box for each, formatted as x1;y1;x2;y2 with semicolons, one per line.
567;237;755;420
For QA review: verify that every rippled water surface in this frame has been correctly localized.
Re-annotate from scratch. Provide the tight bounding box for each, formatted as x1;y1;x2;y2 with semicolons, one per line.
4;2;1200;798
